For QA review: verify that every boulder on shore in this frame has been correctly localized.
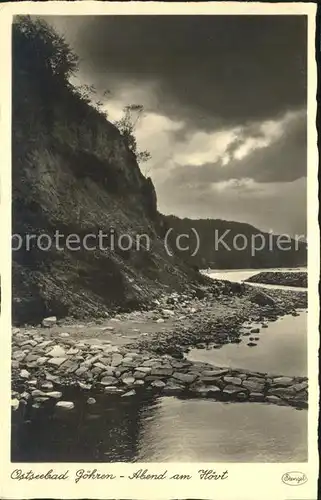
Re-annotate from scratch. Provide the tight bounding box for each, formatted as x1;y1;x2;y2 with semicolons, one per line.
42;316;57;328
249;291;276;307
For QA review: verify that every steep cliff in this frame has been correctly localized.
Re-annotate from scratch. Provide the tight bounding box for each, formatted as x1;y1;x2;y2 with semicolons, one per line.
12;17;207;324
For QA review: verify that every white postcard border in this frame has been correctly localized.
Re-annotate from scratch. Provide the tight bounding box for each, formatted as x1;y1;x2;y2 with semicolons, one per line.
0;2;319;499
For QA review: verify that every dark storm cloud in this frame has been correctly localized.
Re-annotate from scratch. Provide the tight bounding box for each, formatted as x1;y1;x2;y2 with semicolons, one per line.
73;15;307;128
44;14;307;235
164;110;306;187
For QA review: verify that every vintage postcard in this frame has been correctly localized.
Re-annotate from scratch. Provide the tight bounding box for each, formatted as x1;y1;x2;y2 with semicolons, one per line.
0;1;319;499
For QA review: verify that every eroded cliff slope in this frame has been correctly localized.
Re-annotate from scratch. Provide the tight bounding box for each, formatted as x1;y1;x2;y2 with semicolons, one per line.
12;17;207;324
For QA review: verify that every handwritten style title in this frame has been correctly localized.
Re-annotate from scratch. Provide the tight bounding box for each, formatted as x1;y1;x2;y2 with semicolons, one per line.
11;468;229;483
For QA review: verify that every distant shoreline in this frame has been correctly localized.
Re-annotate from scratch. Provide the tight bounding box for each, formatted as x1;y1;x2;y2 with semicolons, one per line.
202;267;308;273
245;271;307;289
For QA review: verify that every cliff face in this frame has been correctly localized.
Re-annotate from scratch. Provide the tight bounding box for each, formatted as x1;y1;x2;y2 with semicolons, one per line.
12;19;206;324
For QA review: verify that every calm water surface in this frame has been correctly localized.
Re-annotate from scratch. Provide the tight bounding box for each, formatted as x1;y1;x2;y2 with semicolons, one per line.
188;311;307;377
11;390;307;462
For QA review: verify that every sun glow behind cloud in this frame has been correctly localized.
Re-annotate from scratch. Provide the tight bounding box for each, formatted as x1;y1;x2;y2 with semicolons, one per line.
46;15;307;235
127;107;305;180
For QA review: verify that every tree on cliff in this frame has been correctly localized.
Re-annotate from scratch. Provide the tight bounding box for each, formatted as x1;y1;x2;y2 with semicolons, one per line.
115;104;152;166
13;15;78;85
13;15;81;136
13;16;151;167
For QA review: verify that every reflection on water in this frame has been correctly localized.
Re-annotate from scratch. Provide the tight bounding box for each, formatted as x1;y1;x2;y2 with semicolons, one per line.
11;387;307;463
137;398;307;462
12;388;147;462
188;312;307;377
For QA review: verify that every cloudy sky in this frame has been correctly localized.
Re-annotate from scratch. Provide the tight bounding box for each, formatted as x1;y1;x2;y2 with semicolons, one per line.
47;15;307;236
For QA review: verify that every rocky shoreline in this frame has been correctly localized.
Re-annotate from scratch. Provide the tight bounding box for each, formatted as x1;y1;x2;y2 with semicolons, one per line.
11;285;308;413
245;271;307;288
130;286;307;357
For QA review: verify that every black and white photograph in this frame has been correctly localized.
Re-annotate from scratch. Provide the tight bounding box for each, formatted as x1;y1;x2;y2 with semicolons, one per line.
6;3;317;484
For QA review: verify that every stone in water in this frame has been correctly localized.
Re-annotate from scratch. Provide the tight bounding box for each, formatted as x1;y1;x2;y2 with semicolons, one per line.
56;401;74;410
